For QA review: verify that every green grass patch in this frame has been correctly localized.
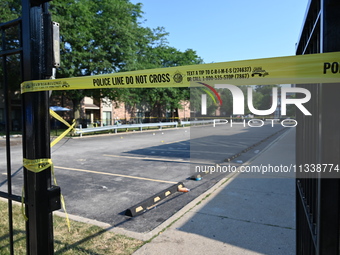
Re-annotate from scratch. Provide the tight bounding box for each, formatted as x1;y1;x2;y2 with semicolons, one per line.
0;201;144;254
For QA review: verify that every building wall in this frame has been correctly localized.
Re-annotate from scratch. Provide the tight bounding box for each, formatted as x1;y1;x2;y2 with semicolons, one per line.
112;102;132;123
50;95;191;126
178;101;190;120
50;94;75;121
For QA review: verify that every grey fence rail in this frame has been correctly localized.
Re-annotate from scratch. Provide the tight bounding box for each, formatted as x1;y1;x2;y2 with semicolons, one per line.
75;122;178;136
74;119;223;136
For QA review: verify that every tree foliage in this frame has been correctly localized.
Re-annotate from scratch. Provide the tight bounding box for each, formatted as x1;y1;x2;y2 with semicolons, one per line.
0;0;21;23
49;0;146;115
254;85;279;111
122;45;203;119
47;0;203;119
0;1;22;92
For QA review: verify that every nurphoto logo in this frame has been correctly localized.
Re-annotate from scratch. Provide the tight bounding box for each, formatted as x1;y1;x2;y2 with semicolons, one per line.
200;84;312;127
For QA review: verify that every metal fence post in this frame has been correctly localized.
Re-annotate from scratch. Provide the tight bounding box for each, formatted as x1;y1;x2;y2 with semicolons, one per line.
296;0;340;254
21;1;56;254
2;23;15;255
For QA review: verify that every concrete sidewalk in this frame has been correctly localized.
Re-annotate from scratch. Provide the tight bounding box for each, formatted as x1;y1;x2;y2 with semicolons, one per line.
133;128;296;255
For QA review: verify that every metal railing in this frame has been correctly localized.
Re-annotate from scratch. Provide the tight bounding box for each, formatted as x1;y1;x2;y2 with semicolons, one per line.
75;119;227;136
75;121;179;136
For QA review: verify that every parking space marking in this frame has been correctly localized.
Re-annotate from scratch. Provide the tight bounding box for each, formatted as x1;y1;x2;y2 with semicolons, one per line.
54;166;178;184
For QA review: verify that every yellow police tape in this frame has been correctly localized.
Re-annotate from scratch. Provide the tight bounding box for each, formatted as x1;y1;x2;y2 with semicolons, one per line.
22;158;71;231
19;51;340;230
50;109;75;148
21;52;340;93
21;111;74;227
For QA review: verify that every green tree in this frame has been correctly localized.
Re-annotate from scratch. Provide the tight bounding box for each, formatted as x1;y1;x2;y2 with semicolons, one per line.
1;0;203;123
285;94;296;117
48;0;202;121
219;88;233;116
218;86;257;117
122;46;203;121
0;1;22;130
254;85;279;114
51;0;148;76
254;85;278;110
0;1;21;23
0;0;22;92
49;0;148;120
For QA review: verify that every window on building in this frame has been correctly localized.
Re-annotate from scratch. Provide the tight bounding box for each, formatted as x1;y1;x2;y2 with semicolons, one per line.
103;111;111;126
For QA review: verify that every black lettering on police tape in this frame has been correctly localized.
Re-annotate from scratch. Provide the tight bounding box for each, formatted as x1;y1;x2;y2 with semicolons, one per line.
93;77;111;86
126;76;134;84
186;70;204;76
148;73;170;83
235;73;250;79
187;77;202;82
233;66;251;73
135;75;148;84
112;77;124;85
324;62;340;74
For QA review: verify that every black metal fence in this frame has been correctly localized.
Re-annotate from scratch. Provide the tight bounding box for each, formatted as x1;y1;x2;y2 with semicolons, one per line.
1;1;59;254
296;0;340;254
0;16;24;255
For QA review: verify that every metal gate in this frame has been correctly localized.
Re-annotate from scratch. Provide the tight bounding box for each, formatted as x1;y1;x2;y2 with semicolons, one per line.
296;0;340;254
0;15;24;255
1;1;59;254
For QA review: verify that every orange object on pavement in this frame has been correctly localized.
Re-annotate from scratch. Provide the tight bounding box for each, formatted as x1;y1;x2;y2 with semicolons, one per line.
178;187;190;192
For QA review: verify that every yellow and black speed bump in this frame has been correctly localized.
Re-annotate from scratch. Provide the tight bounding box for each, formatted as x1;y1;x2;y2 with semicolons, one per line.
125;182;185;217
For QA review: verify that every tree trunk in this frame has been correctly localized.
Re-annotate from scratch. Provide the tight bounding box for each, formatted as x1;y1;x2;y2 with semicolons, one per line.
72;98;83;127
150;102;163;122
173;108;179;122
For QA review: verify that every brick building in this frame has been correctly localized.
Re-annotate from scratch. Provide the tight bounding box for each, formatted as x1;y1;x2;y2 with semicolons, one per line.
50;95;190;127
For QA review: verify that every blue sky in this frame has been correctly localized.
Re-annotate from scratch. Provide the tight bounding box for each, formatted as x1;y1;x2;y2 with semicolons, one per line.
130;0;310;63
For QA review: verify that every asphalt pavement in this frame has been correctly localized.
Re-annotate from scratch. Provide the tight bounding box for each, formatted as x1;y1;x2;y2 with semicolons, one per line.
0;123;290;235
133;128;296;255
